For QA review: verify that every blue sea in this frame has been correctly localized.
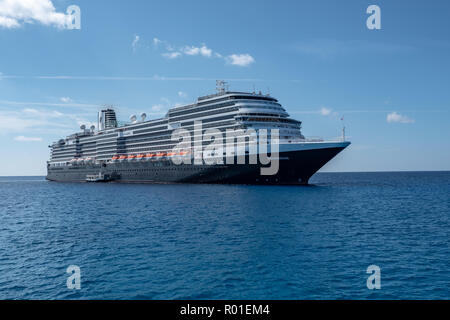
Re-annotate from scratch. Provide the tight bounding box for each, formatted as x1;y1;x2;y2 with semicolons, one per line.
0;172;449;300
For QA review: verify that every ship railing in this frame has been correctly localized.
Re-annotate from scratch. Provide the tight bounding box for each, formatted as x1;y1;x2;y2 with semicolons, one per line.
303;136;324;142
300;137;348;143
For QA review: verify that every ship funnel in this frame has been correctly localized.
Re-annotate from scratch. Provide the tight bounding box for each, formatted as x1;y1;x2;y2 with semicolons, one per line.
98;108;118;131
130;114;137;123
140;113;147;122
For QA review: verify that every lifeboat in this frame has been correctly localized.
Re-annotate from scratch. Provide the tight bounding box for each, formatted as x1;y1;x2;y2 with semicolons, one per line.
136;154;145;160
127;154;137;161
178;150;190;156
111;155;119;161
166;152;176;157
118;155;127;161
145;153;155;160
155;152;166;158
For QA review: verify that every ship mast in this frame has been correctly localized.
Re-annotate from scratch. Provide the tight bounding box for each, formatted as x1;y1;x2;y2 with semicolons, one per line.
341;116;345;141
216;80;229;93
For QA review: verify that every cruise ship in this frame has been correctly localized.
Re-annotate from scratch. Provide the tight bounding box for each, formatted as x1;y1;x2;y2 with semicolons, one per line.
46;83;350;184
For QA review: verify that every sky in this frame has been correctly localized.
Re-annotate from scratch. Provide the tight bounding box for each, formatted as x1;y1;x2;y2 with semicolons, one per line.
0;0;450;175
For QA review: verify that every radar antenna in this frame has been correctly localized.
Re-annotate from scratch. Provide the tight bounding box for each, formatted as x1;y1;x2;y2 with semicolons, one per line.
216;80;229;93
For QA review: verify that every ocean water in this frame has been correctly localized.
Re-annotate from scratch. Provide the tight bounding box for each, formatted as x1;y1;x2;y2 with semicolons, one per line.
0;172;449;300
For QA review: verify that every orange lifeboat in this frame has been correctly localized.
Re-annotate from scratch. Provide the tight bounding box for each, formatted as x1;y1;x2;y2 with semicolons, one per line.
118;155;127;161
112;155;119;161
156;152;166;158
127;154;137;160
136;154;145;160
166;152;176;157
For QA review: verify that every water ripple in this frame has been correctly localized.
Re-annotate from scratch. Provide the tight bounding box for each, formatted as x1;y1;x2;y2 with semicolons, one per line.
0;172;449;299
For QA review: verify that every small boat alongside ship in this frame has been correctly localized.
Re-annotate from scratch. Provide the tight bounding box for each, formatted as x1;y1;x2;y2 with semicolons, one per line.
85;173;115;182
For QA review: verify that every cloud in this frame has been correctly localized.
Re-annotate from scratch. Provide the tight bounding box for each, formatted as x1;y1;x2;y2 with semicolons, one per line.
182;45;212;57
178;91;187;98
0;0;72;29
149;97;172;113
132;35;140;52
162;46;214;59
320;107;332;116
0;112;46;132
23;108;63;118
162;52;182;59
0;15;19;27
14;135;43;142
154;37;254;67
387;112;415;124
151;104;163;112
0;106;94;136
60;97;72;103
226;54;255;67
153;37;162;46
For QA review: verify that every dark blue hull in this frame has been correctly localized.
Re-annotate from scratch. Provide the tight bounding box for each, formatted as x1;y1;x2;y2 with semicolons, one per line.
46;147;346;185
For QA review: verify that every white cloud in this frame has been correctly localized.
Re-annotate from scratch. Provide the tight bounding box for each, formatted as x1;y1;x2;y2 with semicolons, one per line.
226;54;255;67
200;46;212;57
23;108;63;118
149;97;173;113
0;15;19;27
0;112;46;132
154;37;254;67
132;35;140;51
153;37;161;46
14;135;42;142
162;52;182;59
0;107;92;137
320;107;332;116
387;112;415;124
182;45;212;57
151;104;163;111
60;97;72;103
178;91;187;98
0;0;72;29
182;46;199;56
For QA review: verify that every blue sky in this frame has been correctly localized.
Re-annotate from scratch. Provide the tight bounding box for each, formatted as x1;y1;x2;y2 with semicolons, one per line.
0;0;450;175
